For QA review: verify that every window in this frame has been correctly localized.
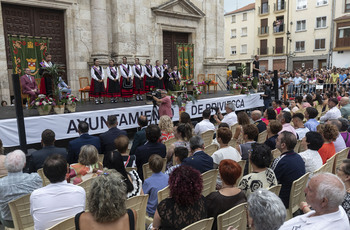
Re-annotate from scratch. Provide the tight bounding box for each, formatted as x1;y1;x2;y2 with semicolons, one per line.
241;27;247;36
295;41;305;52
316;0;328;6
261;0;269;14
231;46;237;55
231;29;237;38
297;0;307;10
339;27;350;38
260;39;268;55
242;13;247;21
276;0;285;11
241;44;247;54
296;20;306;31
315;39;325;50
231;15;236;23
346;0;350;13
316;17;327;28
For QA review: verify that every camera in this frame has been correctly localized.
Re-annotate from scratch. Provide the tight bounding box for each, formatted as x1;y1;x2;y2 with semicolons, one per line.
211;106;220;115
146;91;162;105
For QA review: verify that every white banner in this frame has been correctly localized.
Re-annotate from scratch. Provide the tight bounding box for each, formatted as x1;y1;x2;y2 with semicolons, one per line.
0;93;263;147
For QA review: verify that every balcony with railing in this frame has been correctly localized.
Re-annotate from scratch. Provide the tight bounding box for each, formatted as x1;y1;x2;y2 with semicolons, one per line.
258;47;269;55
273;23;285;34
258;26;269;36
274;1;286;12
273;46;285;54
258;5;270;15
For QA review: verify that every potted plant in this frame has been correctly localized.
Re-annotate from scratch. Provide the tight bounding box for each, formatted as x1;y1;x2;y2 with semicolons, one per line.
193;86;202;99
65;94;79;113
231;84;243;95
31;94;55;116
237;64;247;77
184;79;194;91
170;91;197;114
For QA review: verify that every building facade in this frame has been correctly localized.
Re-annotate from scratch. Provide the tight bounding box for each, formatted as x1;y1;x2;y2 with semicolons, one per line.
0;0;227;103
288;0;333;70
255;0;288;71
332;0;350;68
224;3;255;73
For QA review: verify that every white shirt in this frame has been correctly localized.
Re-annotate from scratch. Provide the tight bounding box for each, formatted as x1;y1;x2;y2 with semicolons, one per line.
320;106;342;122
30;181;86;230
279;206;350;230
298;149;323;173
144;65;153;78
211;146;242;165
334;134;347;153
90;66;105;80
295;127;310;140
212;146;242;186
132;64;144;79
221;112;238;127
283;107;291;112
119;64;132;78
153;66;163;79
194;119;215;136
106;66;119;80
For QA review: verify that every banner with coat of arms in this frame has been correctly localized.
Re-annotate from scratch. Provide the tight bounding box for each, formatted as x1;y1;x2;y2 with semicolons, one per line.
176;43;194;80
9;36;49;78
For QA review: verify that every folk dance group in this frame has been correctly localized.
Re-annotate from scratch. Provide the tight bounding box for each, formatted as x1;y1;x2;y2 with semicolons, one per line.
90;57;182;103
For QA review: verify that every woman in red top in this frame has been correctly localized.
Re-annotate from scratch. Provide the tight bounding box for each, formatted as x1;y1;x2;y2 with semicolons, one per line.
317;124;338;164
272;100;282;115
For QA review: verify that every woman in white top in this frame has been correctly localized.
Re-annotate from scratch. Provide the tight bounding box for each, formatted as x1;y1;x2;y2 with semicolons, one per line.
298;131;324;173
105;59;120;103
153;60;164;89
212;127;242;188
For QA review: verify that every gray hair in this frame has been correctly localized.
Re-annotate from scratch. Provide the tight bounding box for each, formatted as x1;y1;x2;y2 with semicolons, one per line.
189;136;204;151
248;189;286;230
5;150;26;172
328;119;342;131
226;102;235;112
252;110;262;119
313;173;346;209
338;117;349;132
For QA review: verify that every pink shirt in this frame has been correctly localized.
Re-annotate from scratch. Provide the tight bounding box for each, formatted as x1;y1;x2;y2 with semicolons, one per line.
275;107;282;115
278;123;297;137
159;96;173;118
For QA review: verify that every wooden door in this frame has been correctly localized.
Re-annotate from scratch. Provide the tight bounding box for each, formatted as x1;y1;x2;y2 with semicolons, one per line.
275;37;283;54
2;3;66;80
163;31;189;67
260;39;268;55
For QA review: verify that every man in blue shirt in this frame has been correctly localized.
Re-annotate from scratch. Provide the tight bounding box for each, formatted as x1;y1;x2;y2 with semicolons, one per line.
182;136;213;173
339;70;347;87
304;107;319;132
142;154;169;217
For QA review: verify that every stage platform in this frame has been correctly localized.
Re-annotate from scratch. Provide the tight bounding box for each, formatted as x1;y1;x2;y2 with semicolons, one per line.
0;91;263;148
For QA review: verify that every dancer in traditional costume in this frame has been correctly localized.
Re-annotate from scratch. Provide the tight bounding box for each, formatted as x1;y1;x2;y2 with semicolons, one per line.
162;58;169;90
144;59;154;92
119;57;133;102
172;65;182;85
132;58;144;101
166;66;175;91
153;60;164;89
89;58;105;104
106;59;120;103
39;53;54;96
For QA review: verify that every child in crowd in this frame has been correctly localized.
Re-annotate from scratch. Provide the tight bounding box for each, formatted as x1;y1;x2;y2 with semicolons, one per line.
114;135;136;168
142;154;169;217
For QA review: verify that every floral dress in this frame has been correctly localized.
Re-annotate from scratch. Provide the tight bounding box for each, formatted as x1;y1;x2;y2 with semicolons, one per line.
68;162;102;185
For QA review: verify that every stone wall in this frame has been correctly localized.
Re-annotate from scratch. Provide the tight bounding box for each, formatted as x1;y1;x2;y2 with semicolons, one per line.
0;0;227;103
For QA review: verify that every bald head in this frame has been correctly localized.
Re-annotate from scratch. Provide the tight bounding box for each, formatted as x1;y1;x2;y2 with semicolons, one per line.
340;97;350;106
251;110;262;121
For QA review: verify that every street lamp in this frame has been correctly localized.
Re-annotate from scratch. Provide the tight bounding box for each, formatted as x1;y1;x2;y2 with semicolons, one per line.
286;31;291;71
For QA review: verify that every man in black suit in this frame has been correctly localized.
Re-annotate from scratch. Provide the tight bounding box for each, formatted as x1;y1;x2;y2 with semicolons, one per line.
251;110;267;133
130;115;148;155
99;115;127;155
182;136;213;173
67;121;101;164
135;124;166;180
29;129;67;172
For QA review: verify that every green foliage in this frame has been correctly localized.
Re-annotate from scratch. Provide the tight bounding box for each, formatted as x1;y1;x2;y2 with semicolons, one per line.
43;64;65;105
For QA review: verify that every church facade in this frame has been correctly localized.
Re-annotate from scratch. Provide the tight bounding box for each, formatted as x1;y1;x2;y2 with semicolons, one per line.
0;0;226;103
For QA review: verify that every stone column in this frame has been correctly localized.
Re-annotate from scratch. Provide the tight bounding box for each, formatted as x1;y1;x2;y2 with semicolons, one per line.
90;0;109;62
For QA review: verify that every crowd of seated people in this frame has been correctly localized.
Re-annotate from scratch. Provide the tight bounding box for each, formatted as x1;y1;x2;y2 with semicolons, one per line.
2;88;350;229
